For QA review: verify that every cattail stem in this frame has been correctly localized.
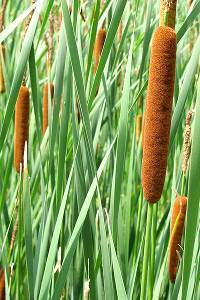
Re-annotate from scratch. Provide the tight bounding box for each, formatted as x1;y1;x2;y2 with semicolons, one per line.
22;0;35;83
141;204;153;300
160;1;177;29
181;174;186;196
133;191;143;263
148;204;157;300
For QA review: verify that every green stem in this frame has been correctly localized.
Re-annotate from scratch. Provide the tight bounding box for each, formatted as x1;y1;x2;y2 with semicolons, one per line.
133;191;143;264
148;204;158;300
141;203;153;300
17;174;23;299
181;173;186;195
164;11;169;26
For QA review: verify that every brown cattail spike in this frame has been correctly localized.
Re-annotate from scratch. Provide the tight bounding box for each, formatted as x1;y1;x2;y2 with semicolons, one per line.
0;44;5;93
169;196;187;282
160;0;177;29
93;27;106;74
136;114;142;142
14;86;29;173
42;83;54;135
142;26;176;203
182;111;193;174
0;267;5;300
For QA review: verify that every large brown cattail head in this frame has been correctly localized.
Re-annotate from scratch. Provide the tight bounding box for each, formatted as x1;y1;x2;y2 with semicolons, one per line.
93;27;106;74
169;196;187;282
142;26;176;203
42;83;54;135
0;267;5;300
14;86;30;173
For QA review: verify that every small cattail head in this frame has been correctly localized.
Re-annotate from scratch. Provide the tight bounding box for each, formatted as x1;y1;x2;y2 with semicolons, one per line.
93;27;106;74
169;195;187;282
182;110;193;174
142;26;176;203
0;43;5;93
42;83;54;135
14;86;30;173
0;267;5;300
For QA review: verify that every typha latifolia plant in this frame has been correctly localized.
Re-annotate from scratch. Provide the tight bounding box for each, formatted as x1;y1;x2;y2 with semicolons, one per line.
0;1;199;299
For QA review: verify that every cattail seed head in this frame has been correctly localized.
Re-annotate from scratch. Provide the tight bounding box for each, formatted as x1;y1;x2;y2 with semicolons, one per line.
142;26;176;203
14;86;29;173
93;27;106;74
136;114;142;142
182;111;193;174
0;44;5;93
169;195;187;282
160;0;177;29
0;267;5;300
42;83;54;135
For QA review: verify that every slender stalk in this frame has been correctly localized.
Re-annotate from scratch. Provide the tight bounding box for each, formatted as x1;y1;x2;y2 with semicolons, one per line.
17;172;23;299
148;204;157;300
133;191;143;263
181;174;186;195
141;203;153;300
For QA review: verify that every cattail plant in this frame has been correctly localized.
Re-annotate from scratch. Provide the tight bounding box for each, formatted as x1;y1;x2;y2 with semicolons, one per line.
14;1;35;172
42;11;54;135
14;85;30;173
0;267;5;300
93;27;106;74
141;3;177;299
142;25;176;203
0;0;8;93
168;195;187;282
